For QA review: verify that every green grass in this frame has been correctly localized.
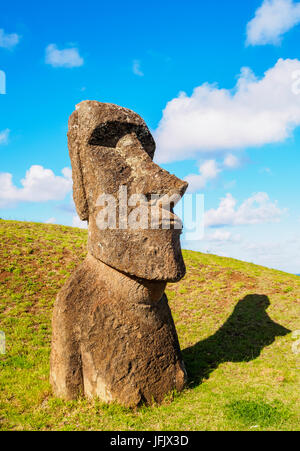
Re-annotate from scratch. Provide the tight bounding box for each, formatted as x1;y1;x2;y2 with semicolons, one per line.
0;219;300;431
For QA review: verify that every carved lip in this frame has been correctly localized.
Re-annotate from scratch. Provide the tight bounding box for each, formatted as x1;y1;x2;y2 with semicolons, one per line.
148;193;183;229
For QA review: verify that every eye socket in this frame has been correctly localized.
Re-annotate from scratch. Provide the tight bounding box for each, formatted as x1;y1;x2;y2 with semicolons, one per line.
88;121;155;158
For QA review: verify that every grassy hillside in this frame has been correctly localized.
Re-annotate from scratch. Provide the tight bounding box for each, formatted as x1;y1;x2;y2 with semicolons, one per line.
0;219;299;431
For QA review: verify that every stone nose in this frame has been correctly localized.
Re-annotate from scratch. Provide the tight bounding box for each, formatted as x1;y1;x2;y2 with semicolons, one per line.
146;165;188;207
116;133;188;203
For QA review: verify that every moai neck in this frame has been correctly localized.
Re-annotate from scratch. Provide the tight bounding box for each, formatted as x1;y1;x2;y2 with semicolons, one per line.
86;253;167;304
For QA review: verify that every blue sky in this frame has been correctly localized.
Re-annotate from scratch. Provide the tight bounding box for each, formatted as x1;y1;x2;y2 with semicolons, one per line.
1;0;300;273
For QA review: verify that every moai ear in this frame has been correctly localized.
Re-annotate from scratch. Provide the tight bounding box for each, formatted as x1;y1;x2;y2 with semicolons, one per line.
68;110;89;221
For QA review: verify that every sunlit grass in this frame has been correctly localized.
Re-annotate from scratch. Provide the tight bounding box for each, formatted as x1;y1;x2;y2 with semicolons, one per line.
0;219;299;430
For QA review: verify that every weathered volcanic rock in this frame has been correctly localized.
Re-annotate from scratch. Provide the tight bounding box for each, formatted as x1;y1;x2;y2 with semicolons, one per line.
50;254;186;405
50;101;188;406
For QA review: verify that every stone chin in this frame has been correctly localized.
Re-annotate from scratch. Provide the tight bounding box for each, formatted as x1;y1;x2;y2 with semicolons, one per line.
88;217;186;282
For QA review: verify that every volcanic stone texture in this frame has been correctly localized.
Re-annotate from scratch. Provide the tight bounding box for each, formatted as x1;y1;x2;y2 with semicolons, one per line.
50;101;188;406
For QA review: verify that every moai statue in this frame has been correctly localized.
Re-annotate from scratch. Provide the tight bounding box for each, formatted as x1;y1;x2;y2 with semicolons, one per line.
50;101;188;406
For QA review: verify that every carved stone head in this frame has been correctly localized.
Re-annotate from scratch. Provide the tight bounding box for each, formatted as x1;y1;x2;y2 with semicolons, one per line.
68;101;188;282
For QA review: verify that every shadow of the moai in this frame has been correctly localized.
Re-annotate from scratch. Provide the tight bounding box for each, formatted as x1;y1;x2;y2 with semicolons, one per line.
182;294;291;387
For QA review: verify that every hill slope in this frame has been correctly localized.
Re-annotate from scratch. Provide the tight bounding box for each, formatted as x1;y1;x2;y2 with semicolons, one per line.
0;220;299;431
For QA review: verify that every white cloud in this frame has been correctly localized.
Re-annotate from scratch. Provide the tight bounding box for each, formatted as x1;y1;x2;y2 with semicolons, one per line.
209;230;232;241
0;165;72;207
206;230;241;242
72;215;88;229
45;217;57;224
0;29;20;49
246;0;300;46
61;167;72;179
45;44;84;68
239;236;300;273
224;154;240;169
185;159;221;192
155;59;300;163
0;129;10;145
185;155;241;193
199;159;220;179
205;192;285;227
133;60;144;76
184;231;300;273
